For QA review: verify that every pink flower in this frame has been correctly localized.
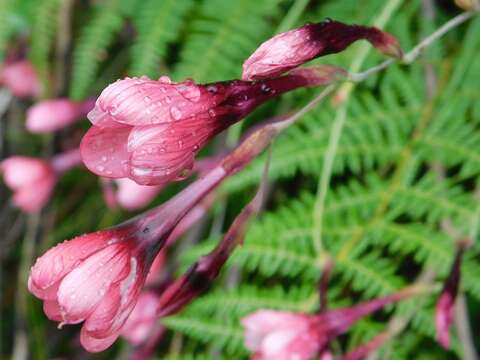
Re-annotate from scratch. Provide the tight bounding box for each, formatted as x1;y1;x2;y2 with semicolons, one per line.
0;149;81;212
435;240;470;349
120;290;162;345
242;287;421;360
114;178;165;210
81;67;344;185
28;227;151;352
242;19;402;81
26;98;94;133
0;60;41;97
242;311;321;360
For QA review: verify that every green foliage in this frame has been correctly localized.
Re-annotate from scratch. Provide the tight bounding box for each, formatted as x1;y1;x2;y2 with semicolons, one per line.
69;1;124;100
28;0;59;95
2;1;480;359
129;0;193;78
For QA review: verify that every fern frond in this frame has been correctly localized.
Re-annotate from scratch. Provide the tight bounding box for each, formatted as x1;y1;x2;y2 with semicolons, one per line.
173;0;280;82
129;0;193;78
69;1;124;100
29;0;60;95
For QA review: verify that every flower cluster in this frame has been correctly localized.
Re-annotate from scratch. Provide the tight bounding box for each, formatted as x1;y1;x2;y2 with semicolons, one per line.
23;18;407;355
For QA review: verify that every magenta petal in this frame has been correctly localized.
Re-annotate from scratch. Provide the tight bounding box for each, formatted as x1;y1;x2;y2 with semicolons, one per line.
80;121;131;178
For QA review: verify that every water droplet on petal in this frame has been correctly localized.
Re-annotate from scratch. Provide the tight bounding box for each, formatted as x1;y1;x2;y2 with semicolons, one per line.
159;76;172;84
170;107;182;120
101;156;107;162
165;96;172;103
260;83;271;93
144;96;152;103
96;165;105;172
208;109;216;118
192;144;199;151
178;140;183;149
207;85;218;94
132;167;152;176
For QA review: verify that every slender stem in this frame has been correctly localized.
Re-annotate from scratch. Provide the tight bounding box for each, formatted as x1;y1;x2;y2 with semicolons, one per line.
275;0;311;33
455;294;478;360
352;10;477;82
311;0;403;254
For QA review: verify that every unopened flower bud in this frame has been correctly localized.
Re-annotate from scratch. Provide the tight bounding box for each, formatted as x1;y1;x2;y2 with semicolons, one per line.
243;19;402;81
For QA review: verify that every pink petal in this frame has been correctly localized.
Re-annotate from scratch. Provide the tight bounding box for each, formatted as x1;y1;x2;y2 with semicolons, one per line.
82;285;122;337
127;113;220;185
80;120;131;178
57;244;131;324
28;231;115;297
89;77;225;127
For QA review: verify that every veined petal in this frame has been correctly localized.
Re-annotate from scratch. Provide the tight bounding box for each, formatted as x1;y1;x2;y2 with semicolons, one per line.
57;244;131;324
89;77;226;127
28;231;117;297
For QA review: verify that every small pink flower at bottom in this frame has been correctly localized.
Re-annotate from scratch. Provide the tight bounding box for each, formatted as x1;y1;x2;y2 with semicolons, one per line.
120;290;162;345
26;98;95;133
0;60;41;97
242;287;422;360
1;149;82;212
242;311;321;360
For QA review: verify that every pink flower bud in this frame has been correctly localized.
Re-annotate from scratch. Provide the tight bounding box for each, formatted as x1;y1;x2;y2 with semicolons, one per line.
120;290;163;345
242;287;420;360
114;178;165;210
242;19;402;81
0;157;55;212
435;240;470;349
81;68;343;185
1;149;82;212
26;98;94;133
0;60;41;97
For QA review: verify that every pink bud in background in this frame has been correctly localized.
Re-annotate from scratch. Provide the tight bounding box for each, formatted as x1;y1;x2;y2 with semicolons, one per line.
0;149;81;212
114;178;165;210
0;60;41;97
120;290;163;345
26;98;95;133
242;311;321;360
435;240;470;349
242;287;422;360
242;19;402;81
81;67;343;185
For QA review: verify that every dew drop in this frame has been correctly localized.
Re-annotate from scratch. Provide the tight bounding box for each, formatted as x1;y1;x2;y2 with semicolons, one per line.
101;155;107;162
178;140;183;149
207;85;218;94
192;144;199;151
260;83;271;93
144;96;152;103
96;165;105;172
208;109;216;118
165;96;172;103
159;75;172;84
170;107;182;120
132;167;152;176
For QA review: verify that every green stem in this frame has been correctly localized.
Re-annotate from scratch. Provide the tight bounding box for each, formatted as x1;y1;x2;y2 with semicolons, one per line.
311;0;403;254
